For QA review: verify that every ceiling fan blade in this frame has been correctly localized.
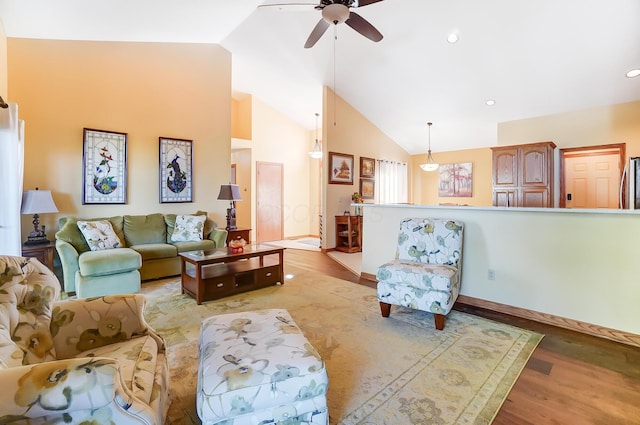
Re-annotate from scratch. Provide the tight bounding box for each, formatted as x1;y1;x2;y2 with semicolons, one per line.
355;0;384;7
304;18;330;48
257;2;317;8
345;11;383;42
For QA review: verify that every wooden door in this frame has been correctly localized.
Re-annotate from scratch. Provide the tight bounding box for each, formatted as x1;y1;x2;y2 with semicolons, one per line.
564;153;620;208
256;161;283;242
492;148;518;186
520;188;549;208
520;145;550;187
493;189;517;207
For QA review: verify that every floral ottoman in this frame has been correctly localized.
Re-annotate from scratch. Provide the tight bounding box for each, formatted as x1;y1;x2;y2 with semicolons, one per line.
197;309;329;425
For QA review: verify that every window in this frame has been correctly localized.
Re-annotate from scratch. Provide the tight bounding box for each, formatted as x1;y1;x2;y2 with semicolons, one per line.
378;160;407;204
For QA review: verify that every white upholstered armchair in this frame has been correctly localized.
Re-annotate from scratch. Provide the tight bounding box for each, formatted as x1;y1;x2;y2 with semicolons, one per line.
0;255;170;424
376;217;464;330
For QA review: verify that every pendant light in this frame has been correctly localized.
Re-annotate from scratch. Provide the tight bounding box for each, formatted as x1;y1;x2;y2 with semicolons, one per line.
309;112;322;159
419;122;439;172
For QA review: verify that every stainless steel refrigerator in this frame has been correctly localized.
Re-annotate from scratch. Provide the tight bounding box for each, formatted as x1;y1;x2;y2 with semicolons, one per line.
623;157;640;209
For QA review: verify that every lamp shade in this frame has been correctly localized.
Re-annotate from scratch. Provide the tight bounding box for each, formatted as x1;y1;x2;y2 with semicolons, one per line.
217;184;242;201
21;190;58;214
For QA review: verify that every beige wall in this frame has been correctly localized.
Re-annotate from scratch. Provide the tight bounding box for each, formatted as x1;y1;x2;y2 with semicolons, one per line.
231;95;252;141
412;148;493;207
8;38;232;241
248;96;315;240
230;148;252;229
413;101;640;206
323;86;410;249
498;101;640;154
0;23;6;99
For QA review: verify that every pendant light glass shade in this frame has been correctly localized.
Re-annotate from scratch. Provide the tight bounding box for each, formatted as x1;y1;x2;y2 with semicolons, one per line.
419;122;439;172
309;112;322;159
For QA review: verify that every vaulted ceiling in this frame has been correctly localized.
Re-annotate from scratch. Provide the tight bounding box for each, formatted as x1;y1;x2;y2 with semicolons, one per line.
1;0;639;154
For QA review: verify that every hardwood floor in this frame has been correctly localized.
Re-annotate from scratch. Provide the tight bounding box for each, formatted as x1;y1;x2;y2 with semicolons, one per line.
284;249;640;425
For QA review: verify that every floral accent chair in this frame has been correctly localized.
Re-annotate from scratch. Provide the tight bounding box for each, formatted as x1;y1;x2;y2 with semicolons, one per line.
376;217;464;330
0;255;170;424
197;309;328;425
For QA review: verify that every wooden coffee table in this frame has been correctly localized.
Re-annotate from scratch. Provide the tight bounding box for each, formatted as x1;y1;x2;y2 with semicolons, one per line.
178;244;285;304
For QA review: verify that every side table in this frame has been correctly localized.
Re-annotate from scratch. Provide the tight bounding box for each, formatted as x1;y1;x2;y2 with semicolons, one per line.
223;228;251;246
22;241;56;271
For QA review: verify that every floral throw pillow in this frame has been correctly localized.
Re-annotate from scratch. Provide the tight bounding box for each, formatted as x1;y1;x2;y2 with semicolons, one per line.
77;220;123;251
171;214;206;242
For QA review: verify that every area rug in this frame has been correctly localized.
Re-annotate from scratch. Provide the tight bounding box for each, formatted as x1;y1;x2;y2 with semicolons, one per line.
264;238;321;251
141;268;542;425
327;251;362;276
296;237;321;247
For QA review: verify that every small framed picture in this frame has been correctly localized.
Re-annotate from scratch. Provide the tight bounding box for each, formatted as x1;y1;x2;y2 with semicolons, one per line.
329;152;354;185
82;128;127;204
360;178;375;200
360;156;375;178
159;137;193;203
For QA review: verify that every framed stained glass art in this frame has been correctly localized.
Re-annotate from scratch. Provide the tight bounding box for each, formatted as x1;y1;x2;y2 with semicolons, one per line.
159;137;193;203
82;128;128;204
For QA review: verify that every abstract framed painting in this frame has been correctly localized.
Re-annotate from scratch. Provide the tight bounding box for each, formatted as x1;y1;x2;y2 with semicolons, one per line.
159;137;193;203
82;128;127;204
329;152;354;185
438;162;473;197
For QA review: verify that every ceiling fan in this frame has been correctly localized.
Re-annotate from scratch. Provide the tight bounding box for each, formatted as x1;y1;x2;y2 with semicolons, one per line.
260;0;385;48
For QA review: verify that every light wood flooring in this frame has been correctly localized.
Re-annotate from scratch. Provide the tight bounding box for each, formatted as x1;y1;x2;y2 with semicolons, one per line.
284;248;640;425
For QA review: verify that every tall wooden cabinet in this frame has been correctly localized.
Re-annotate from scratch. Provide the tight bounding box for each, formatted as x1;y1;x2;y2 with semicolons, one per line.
491;141;556;207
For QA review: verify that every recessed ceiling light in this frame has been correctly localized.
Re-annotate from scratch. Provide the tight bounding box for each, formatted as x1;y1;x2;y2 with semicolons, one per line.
626;68;640;78
447;32;459;44
486;99;496;106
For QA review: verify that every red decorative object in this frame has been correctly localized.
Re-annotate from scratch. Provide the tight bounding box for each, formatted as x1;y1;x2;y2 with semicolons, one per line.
229;238;247;254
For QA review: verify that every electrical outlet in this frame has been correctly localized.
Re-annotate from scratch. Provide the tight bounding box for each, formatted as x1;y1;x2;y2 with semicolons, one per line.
488;269;496;280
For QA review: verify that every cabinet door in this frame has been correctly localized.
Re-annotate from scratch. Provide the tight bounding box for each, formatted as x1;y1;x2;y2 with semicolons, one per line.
520;145;549;186
520;188;549;208
493;189;518;207
493;148;518;186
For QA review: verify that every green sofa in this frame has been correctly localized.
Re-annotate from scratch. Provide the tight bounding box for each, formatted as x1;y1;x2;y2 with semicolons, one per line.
55;211;227;296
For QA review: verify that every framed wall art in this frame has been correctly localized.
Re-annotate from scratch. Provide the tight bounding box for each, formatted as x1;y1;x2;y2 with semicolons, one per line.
329;152;354;184
360;156;375;178
159;137;193;203
82;128;128;204
360;178;375;200
438;162;473;197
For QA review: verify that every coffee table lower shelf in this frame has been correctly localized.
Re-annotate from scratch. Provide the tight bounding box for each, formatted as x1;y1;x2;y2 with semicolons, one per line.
180;249;284;304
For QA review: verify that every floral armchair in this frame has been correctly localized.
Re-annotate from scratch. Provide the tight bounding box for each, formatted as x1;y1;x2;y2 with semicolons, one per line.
0;255;170;424
376;217;464;330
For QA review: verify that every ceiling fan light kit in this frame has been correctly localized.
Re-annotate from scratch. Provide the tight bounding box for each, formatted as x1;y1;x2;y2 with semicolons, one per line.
300;0;384;48
322;4;349;24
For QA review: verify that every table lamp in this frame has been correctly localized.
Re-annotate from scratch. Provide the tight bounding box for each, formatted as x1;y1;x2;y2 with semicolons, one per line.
217;184;242;230
21;188;59;245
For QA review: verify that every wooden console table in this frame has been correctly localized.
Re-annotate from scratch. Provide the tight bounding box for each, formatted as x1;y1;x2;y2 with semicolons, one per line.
179;244;284;304
335;215;362;253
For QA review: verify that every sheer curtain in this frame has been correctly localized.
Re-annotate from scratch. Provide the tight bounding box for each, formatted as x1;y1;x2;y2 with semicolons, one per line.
0;103;24;256
377;160;408;204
